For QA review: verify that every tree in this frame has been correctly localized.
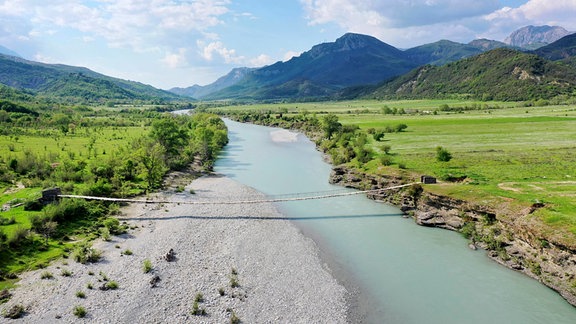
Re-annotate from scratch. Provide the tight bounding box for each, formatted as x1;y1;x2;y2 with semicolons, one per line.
436;146;452;162
321;114;341;139
136;140;167;190
150;117;189;158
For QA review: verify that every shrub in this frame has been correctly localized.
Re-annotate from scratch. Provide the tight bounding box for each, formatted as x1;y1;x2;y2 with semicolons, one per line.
60;269;73;277
194;293;204;303
72;242;102;264
218;287;225;296
230;311;241;324
44;199;92;223
23;199;43;211
122;249;133;255
75;291;86;298
191;301;206;316
436;146;452;162
0;289;11;303
105;281;119;290
8;226;29;247
380;156;393;166
230;276;239;288
103;217;126;235
143;259;153;273
0;216;15;225
100;227;111;241
460;221;478;241
2;304;25;319
73;305;87;318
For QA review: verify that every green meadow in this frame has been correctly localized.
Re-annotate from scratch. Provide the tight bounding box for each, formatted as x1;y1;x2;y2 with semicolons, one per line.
214;100;576;245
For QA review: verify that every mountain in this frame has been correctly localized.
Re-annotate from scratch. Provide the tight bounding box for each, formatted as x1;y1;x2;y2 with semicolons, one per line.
468;39;509;51
203;33;421;100
170;67;255;99
504;25;572;49
0;45;20;57
404;40;484;66
534;33;576;61
200;33;511;101
363;48;576;101
0;54;182;103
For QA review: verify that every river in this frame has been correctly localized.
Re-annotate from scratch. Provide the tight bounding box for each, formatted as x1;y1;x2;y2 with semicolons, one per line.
214;119;576;323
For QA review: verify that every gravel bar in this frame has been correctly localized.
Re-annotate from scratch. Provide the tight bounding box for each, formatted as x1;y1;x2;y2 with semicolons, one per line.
2;175;348;323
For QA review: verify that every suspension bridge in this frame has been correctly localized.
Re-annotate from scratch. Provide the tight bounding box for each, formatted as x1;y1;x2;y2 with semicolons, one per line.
54;183;420;205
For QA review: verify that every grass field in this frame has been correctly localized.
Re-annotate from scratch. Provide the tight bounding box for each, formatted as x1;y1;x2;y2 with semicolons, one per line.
213;100;576;244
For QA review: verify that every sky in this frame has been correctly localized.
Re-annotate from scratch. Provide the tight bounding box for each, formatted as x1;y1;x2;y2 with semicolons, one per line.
1;0;575;90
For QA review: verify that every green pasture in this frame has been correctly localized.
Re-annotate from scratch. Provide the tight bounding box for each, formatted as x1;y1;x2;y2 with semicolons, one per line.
0;126;148;162
346;104;576;238
215;99;517;113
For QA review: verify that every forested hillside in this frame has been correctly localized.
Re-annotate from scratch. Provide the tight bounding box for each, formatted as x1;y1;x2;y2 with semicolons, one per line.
365;48;576;101
0;54;182;103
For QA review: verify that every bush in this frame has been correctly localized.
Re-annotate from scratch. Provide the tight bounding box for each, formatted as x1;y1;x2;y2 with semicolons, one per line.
60;269;73;277
0;216;15;226
75;291;86;298
436;146;452;162
2;304;25;319
44;199;92;222
73;305;87;318
100;227;111;241
0;289;11;303
230;311;241;324
143;259;153;273
8;226;29;247
72;242;102;264
103;217;126;235
105;281;119;290
23;199;43;211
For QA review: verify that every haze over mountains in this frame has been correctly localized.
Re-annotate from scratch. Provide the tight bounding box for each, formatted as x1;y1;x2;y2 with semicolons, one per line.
171;25;574;101
0;25;574;103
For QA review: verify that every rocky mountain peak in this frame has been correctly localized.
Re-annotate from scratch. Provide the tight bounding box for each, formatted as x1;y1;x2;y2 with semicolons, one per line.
504;25;572;49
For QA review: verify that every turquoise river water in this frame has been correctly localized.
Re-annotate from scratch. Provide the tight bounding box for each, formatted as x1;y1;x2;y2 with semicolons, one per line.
214;119;576;324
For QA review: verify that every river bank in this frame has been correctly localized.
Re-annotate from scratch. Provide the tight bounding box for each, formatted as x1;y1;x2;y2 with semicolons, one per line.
330;164;576;307
1;175;348;323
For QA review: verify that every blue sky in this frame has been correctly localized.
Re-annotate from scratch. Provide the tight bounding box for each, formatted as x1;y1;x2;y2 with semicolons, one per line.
1;0;575;89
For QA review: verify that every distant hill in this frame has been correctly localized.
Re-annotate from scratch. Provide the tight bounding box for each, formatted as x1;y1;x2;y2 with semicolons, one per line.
0;54;182;103
504;25;572;50
468;39;510;51
0;45;20;57
404;40;484;66
534;33;576;61
170;67;255;99
363;48;576;101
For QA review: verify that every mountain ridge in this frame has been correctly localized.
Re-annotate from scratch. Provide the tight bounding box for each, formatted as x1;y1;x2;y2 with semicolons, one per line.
0;54;182;103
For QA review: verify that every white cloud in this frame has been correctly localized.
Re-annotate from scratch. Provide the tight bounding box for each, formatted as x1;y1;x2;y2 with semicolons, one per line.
0;0;231;51
301;0;499;29
249;54;273;67
197;40;245;64
283;50;301;62
161;48;188;69
299;0;513;46
485;0;576;31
